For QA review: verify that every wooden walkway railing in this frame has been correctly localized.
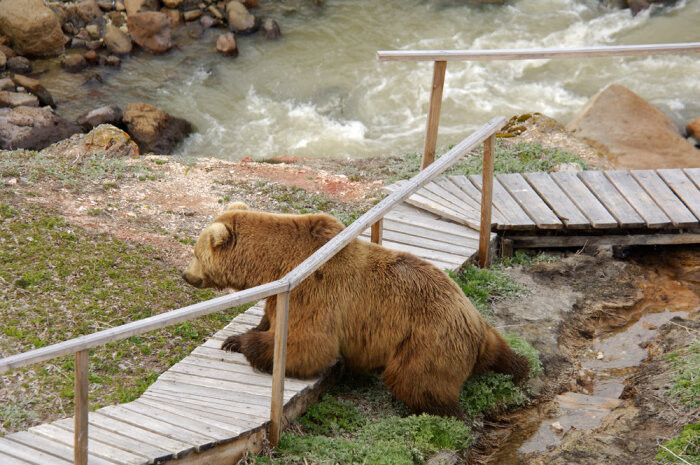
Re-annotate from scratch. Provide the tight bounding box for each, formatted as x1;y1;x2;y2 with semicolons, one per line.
0;117;505;465
377;42;700;174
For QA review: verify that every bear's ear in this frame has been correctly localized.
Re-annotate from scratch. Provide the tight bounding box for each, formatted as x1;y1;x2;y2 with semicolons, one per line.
208;222;231;248
226;202;249;212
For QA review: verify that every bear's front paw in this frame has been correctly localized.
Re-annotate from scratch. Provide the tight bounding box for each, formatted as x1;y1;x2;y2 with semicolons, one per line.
221;335;242;352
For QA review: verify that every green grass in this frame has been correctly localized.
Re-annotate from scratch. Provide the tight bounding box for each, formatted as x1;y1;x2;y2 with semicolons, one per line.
667;343;700;410
495;250;559;268
448;265;524;317
656;423;699;464
458;141;587;176
0;195;249;435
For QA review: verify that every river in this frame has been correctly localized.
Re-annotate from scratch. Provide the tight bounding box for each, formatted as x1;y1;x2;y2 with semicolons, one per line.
38;0;700;160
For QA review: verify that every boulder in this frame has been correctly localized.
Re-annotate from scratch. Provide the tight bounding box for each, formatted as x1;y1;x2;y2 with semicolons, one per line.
0;91;39;108
125;0;160;16
66;0;105;28
0;106;80;150
122;102;192;153
225;1;256;33
686;117;700;140
12;75;55;108
0;0;65;57
567;84;700;169
7;56;32;74
627;0;674;15
128;11;173;54
62;54;88;73
77;104;123;130
262;18;280;39
104;23;132;55
215;32;238;56
84;124;139;156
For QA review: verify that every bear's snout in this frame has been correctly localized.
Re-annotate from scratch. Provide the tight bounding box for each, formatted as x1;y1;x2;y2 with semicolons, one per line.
181;271;203;288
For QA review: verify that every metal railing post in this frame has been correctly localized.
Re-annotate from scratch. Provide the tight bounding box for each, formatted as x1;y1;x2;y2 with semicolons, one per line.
269;290;291;446
421;60;447;170
74;350;89;465
478;135;495;268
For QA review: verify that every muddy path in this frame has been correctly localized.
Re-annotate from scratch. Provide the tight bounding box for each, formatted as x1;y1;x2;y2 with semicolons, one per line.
474;246;700;464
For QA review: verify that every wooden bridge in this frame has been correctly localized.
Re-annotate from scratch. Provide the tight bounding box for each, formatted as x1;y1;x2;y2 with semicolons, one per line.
2;43;700;465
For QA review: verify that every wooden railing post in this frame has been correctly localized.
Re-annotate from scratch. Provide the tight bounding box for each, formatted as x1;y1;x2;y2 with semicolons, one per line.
269;290;290;446
370;219;383;245
74;350;89;465
421;60;447;170
478;135;495;268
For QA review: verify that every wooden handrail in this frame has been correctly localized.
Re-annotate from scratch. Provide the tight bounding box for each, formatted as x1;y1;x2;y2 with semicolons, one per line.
0;279;290;374
377;42;700;61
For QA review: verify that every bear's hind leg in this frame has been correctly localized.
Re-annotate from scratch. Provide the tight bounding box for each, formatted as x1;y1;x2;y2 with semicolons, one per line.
382;352;465;418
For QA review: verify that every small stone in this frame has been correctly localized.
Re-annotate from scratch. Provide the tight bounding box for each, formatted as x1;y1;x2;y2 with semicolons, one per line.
107;11;125;26
77;104;122;130
86;40;103;50
262;18;280;39
161;8;181;25
225;0;256;33
198;2;206;8
70;38;88;49
0;45;17;58
106;55;120;67
686;117;700;139
97;0;114;10
162;0;182;7
0;50;6;69
183;9;202;21
128;11;173;54
0;91;40;108
115;0;125;10
7;56;32;74
187;23;204;38
62;54;88;72
63;22;76;35
215;32;238;56
596;351;604;360
552;162;582;172
12;74;55;107
103;23;132;55
86;24;100;38
84;49;99;65
626;441;638;452
207;5;223;19
550;421;564;433
200;14;217;28
0;78;15;91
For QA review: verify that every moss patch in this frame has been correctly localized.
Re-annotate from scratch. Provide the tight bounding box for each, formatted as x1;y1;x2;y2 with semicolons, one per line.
667;343;700;410
656;423;699;464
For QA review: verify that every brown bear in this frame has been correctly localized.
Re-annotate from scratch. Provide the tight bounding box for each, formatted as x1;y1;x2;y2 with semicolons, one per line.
182;203;529;417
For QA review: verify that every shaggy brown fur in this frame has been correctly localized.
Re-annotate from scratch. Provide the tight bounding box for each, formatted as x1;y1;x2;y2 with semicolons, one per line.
183;203;529;416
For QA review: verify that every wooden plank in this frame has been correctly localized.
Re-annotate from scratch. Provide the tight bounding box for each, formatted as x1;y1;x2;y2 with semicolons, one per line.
497;173;562;229
98;405;218;447
470;175;536;230
191;345;260;366
370;219;383;245
365;229;476;256
433;177;483;212
659;169;700;220
136;397;260;432
87;411;195;455
377;43;700;61
30;423;143;465
377;239;466;266
0;450;36;465
231;313;262;327
378;218;479;249
74;349;89;465
0;438;72;465
523;172;590;228
684;168;700;189
130;398;249;436
154;373;292;405
421;181;482;224
176;358;311;391
577;170;644;228
604;170;671;228
140;391;268;426
53;417;174;462
389;181;481;228
446;175;507;225
146;384;272;418
166;362;306;393
509;233;700;249
631;170;698;227
6;431;115;465
550;171;618;229
479;135;495;268
421;60;446;169
386;203;481;239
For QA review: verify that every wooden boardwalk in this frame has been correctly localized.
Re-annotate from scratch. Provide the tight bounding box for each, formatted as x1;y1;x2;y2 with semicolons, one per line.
0;303;339;465
377;168;700;255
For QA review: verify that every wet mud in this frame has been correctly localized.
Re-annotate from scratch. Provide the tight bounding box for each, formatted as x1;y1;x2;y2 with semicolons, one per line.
476;245;700;465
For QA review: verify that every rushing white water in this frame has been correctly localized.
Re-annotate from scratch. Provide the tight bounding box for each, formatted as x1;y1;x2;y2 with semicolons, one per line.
40;0;700;159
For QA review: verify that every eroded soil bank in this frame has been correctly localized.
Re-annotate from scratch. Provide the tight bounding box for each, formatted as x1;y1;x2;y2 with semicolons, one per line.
476;247;699;464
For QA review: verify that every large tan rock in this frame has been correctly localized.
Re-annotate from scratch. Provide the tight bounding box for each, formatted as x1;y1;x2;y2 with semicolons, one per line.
567;84;700;169
225;1;256;33
0;106;79;150
127;11;172;54
104;23;133;55
0;0;65;57
215;32;238;56
122;102;192;153
12;75;55;108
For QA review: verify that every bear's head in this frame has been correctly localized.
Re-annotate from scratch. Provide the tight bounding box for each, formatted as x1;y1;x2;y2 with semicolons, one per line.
182;202;345;291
